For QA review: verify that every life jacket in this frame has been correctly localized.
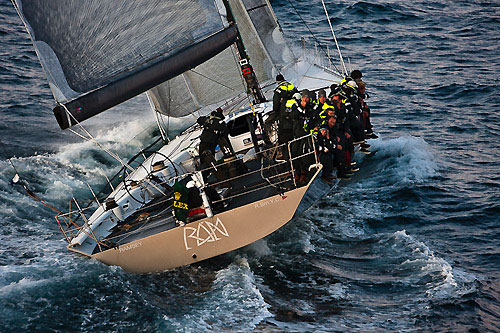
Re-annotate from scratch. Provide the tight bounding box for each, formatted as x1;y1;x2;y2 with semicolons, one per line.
280;99;297;130
173;181;190;222
285;99;298;108
276;80;296;93
275;81;296;102
318;101;335;121
295;102;312;134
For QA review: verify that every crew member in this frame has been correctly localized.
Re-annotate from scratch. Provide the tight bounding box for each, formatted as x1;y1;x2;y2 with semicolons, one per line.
172;179;204;223
278;92;301;158
316;124;339;184
290;89;314;184
266;74;297;139
312;89;336;130
326;115;351;180
198;108;233;180
356;79;378;139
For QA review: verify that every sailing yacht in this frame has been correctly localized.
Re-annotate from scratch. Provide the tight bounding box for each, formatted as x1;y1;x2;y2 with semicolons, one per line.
12;0;346;273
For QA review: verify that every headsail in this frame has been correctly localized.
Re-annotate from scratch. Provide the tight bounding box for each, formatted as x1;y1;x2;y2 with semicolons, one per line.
13;0;237;129
148;46;247;118
229;0;295;78
148;0;295;118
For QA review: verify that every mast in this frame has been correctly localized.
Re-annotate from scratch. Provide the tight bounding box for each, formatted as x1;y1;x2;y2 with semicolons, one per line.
221;0;266;104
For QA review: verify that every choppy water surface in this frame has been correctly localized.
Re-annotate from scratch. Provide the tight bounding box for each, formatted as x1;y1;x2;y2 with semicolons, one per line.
1;0;499;331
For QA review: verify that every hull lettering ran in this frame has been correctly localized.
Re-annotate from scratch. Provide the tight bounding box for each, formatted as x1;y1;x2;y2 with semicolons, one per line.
183;217;229;250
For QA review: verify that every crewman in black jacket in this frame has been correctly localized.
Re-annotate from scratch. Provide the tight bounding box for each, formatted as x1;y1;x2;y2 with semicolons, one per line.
198;108;233;180
326;114;351;180
289;89;314;184
265;74;297;140
278;92;301;158
316;124;338;184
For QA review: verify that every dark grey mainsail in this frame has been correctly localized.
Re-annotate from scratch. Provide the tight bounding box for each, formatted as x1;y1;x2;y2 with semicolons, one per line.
13;0;238;129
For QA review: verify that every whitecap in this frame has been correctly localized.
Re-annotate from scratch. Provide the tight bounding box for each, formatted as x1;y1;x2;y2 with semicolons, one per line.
244;238;272;257
370;136;439;184
162;257;271;331
390;230;478;302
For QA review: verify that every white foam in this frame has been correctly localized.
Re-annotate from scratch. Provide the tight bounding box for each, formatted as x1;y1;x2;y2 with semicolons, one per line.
370;136;439;184
244;239;272;257
164;257;271;331
391;230;477;301
327;282;349;300
0;202;17;216
0;277;49;295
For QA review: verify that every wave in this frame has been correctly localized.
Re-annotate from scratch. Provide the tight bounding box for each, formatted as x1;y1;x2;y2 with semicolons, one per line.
368;136;439;185
161;257;271;331
346;1;421;22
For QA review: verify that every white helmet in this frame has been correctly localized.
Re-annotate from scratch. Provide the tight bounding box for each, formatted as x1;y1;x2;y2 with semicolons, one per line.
346;80;358;90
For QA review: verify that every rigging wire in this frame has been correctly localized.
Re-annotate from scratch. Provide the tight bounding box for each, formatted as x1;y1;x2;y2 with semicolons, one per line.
190;69;236;91
0;138;66;218
296;47;323;89
0;138;21;179
286;0;344;76
61;105;167;196
320;0;348;76
146;92;168;142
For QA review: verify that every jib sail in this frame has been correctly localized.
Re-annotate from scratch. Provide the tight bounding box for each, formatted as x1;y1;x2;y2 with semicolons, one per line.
147;0;295;118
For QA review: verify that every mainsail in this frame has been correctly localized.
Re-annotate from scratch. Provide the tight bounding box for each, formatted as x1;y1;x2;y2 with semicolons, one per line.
13;0;238;129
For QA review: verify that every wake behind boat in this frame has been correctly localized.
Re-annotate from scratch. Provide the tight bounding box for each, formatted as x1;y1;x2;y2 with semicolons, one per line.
10;0;376;273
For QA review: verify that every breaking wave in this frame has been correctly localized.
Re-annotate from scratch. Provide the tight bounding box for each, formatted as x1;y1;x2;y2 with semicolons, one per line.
161;258;271;332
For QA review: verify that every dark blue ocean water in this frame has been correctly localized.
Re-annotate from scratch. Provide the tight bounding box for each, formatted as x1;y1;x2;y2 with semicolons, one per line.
1;0;500;331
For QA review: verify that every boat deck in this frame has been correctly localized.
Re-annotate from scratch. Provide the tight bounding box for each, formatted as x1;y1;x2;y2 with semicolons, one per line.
94;152;310;254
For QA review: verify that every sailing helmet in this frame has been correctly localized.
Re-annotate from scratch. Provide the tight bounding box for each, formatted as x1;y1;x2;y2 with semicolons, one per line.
341;80;358;94
350;70;362;81
301;89;311;98
293;92;302;100
346;80;358;90
211;107;224;120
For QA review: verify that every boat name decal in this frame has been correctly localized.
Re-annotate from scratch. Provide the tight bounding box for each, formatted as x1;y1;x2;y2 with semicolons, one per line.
254;196;282;209
118;241;142;253
183;217;229;250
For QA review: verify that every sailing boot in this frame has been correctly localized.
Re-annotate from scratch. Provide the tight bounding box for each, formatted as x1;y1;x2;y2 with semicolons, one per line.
359;147;372;155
